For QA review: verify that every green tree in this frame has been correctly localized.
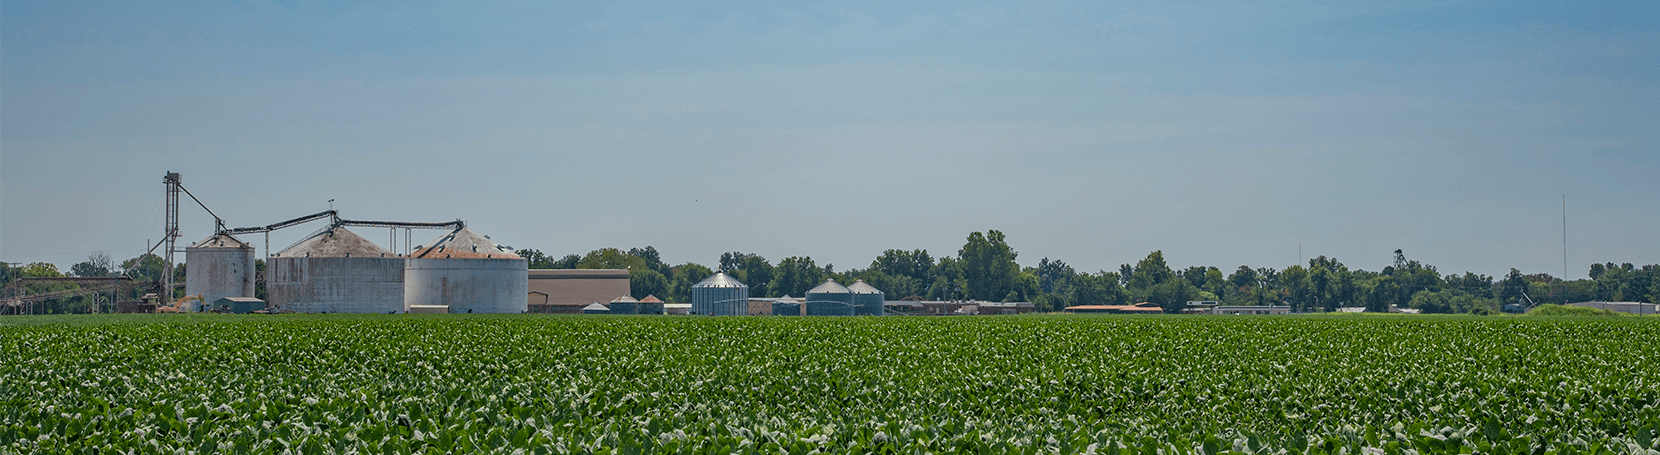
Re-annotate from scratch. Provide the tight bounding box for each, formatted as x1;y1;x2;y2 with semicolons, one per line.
720;252;774;297
22;262;64;278
1068;272;1127;307
630;268;668;300
770;256;826;297
958;230;1019;301
514;249;558;269
667;263;714;303
870;249;934;285
1127;251;1175;291
1146;278;1199;313
69;252;115;277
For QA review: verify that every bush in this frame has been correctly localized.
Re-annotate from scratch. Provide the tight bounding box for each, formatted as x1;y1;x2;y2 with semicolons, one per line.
1468;307;1501;316
1525;303;1622;317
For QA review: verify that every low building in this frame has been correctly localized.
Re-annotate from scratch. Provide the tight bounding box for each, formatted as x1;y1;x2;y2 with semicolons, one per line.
527;269;631;314
1336;307;1366;313
663;303;691;315
408;304;449;314
213;297;265;314
747;298;774;315
1569;301;1659;315
1066;302;1165;314
1210;305;1290;315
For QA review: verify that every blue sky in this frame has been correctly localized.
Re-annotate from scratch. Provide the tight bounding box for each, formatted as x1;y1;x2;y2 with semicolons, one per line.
3;1;1655;279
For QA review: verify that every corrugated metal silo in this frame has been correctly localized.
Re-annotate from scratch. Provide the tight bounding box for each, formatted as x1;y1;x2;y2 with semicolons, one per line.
404;228;529;314
805;279;855;316
185;233;256;309
609;295;639;315
691;271;748;316
772;295;802;316
268;227;404;313
581;303;610;314
847;279;886;316
638;295;664;315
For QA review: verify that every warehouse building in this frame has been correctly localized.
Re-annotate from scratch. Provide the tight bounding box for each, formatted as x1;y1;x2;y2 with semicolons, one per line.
527;269;631;314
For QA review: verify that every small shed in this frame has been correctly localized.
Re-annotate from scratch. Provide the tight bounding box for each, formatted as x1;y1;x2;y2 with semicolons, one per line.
581;302;610;314
409;305;450;314
214;297;266;314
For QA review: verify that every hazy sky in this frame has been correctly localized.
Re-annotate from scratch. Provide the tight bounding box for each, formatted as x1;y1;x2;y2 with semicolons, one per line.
3;1;1656;279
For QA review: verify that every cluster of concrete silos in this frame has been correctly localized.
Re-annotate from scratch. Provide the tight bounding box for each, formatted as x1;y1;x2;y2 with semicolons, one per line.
185;226;528;314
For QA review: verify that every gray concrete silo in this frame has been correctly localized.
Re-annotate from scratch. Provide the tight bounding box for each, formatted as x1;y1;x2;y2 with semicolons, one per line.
185;233;256;309
691;271;748;316
609;295;639;315
805;279;855;316
404;228;529;314
268;227;404;313
772;295;802;316
847;279;886;316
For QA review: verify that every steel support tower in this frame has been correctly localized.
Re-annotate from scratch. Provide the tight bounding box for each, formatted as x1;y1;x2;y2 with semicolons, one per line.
163;172;181;297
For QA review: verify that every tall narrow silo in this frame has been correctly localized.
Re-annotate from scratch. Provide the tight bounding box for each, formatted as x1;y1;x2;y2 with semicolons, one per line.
268;227;404;313
405;228;529;314
691;271;748;316
805;279;855;316
637;295;664;315
609;295;639;315
772;295;802;316
185;233;256;309
847;279;886;316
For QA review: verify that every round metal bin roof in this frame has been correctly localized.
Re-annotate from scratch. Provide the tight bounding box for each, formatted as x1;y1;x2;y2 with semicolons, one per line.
409;228;520;259
846;279;883;295
694;271;747;288
807;279;852;294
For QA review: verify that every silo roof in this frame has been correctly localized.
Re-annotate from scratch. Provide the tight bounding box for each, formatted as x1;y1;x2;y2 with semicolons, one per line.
409;228;521;259
693;271;747;288
846;279;884;295
610;295;639;304
277;227;393;258
807;279;851;294
639;295;663;303
582;303;610;312
190;233;252;249
776;295;800;304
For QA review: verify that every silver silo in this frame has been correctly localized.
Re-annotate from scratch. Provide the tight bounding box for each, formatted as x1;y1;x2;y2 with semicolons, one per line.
609;295;639;315
637;295;664;315
691;271;748;316
847;279;886;316
805;279;855;316
185;233;256;310
268;227;404;313
404;228;529;314
772;295;802;316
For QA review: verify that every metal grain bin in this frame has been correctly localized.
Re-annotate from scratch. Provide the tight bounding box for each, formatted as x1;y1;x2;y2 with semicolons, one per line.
268;227;405;313
609;295;640;315
805;279;855;316
691;271;748;316
637;295;664;315
772;295;802;316
404;228;529;314
185;233;256;308
846;279;886;316
581;303;610;314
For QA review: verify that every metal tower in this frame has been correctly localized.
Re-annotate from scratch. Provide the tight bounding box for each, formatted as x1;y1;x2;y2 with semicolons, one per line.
163;172;181;297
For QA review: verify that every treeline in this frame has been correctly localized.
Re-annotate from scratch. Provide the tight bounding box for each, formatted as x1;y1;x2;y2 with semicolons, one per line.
6;229;1657;314
1;252;185;313
516;230;1660;312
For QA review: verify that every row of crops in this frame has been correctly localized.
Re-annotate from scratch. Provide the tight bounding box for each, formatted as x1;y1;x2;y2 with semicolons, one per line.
2;314;1657;454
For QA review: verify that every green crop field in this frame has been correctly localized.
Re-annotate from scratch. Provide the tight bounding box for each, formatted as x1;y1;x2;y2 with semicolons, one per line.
2;315;1657;454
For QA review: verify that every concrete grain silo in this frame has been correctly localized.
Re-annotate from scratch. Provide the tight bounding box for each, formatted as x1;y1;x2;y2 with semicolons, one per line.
846;279;886;316
268;227;404;313
691;271;748;316
404;228;528;314
609;295;639;315
185;233;256;309
805;279;855;316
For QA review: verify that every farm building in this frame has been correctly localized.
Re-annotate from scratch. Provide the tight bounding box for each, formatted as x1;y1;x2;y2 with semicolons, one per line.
527;269;632;314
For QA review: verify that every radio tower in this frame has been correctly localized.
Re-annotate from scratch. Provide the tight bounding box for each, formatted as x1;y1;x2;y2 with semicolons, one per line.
163;172;182;297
